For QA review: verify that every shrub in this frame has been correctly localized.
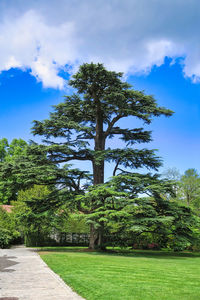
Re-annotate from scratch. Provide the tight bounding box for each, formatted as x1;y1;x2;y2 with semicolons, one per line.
166;235;190;252
147;243;160;250
0;228;12;248
0;206;20;248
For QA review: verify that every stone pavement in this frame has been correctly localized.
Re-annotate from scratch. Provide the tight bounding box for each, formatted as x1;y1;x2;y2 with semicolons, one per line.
0;246;84;300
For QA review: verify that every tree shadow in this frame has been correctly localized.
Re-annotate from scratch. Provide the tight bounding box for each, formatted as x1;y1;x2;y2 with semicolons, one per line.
38;247;200;260
89;249;200;260
0;298;19;300
0;256;18;272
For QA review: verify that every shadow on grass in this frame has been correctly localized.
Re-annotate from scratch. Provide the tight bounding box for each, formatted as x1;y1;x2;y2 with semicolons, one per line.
37;246;200;260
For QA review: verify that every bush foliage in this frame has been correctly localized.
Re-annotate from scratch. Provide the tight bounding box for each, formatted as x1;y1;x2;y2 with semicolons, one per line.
0;206;20;248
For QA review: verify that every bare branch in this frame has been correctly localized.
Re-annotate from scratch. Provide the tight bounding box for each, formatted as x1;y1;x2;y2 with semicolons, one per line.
105;114;123;137
113;158;121;176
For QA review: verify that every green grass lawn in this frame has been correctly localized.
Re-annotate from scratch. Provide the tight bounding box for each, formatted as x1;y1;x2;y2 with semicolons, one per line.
39;248;200;300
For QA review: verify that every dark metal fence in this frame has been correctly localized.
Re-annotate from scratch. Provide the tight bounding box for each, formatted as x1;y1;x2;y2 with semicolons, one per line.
50;232;90;246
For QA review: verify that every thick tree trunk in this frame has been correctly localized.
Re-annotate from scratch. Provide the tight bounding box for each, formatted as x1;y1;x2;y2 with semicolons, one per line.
89;160;105;250
89;221;105;249
97;223;105;249
93;161;104;185
93;97;105;184
89;224;98;249
89;96;105;250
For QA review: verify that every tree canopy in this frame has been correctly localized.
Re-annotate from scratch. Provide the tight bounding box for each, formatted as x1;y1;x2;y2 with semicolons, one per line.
30;63;173;249
1;64;200;251
0;138;28;203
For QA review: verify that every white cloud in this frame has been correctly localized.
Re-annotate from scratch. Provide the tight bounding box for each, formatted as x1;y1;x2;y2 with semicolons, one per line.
0;10;77;89
0;0;200;88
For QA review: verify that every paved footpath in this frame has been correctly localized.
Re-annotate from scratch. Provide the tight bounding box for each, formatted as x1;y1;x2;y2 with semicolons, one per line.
0;246;84;300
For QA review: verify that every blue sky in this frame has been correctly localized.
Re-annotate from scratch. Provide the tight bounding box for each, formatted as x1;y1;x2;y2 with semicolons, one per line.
0;0;200;177
0;58;199;177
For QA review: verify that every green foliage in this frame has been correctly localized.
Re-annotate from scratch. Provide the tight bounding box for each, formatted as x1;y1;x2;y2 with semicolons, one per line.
75;173;199;250
12;185;89;246
0;228;12;248
32;63;172;177
0;206;20;248
0;138;28;203
13;185;56;246
6;138;27;161
180;169;200;209
0;63;174;249
0;138;9;162
0;141;92;211
164;168;200;216
55;213;89;234
30;63;173;249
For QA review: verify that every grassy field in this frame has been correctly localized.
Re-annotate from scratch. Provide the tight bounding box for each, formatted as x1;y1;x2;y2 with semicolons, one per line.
39;248;200;300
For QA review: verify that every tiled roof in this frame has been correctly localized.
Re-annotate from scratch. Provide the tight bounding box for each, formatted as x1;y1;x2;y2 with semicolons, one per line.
0;205;13;213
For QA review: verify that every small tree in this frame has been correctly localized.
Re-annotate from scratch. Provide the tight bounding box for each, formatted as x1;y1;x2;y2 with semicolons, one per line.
0;138;28;203
0;206;20;248
13;185;54;246
180;169;200;209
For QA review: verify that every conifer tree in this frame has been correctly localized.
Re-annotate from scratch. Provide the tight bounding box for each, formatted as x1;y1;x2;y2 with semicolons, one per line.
31;63;173;249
